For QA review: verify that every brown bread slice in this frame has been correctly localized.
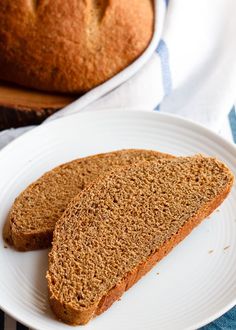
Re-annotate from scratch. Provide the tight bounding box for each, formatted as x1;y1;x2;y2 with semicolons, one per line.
3;149;172;251
47;156;234;325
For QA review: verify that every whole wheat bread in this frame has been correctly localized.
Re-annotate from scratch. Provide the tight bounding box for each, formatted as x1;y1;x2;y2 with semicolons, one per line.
0;1;153;93
3;149;172;251
47;156;234;325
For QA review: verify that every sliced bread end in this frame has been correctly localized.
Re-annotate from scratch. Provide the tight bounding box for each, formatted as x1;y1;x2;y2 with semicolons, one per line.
47;156;234;325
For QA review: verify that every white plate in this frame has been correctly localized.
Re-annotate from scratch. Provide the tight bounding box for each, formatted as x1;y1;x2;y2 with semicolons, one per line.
0;110;235;330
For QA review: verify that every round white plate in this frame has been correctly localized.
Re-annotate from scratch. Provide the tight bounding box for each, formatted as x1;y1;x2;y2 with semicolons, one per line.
0;110;235;330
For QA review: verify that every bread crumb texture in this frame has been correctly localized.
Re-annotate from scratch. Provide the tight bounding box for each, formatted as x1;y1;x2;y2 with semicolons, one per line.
47;156;234;324
4;149;172;250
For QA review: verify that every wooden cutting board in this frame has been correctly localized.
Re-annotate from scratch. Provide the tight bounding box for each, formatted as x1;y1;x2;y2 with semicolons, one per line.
0;82;76;130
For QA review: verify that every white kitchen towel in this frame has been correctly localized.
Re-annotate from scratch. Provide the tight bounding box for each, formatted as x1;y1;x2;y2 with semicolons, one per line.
45;0;236;132
0;0;236;145
0;0;236;143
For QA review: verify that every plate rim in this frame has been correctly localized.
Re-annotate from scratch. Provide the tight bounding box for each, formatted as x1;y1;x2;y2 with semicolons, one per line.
0;109;235;330
1;110;236;160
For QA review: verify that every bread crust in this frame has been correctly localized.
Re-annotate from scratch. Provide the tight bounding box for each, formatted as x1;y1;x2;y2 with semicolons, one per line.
48;180;233;325
0;0;154;93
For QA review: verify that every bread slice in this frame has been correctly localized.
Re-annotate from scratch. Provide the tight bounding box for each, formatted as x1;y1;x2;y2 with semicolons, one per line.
47;156;234;325
3;149;172;251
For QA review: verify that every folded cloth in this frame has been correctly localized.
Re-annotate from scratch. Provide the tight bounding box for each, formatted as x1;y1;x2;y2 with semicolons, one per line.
0;0;236;329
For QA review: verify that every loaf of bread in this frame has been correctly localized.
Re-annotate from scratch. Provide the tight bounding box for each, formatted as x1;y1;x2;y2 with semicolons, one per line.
0;0;154;93
47;156;234;325
3;149;172;251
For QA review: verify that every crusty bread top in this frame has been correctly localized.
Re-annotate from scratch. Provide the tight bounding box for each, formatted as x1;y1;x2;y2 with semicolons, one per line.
0;0;154;93
4;149;172;250
47;156;234;319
